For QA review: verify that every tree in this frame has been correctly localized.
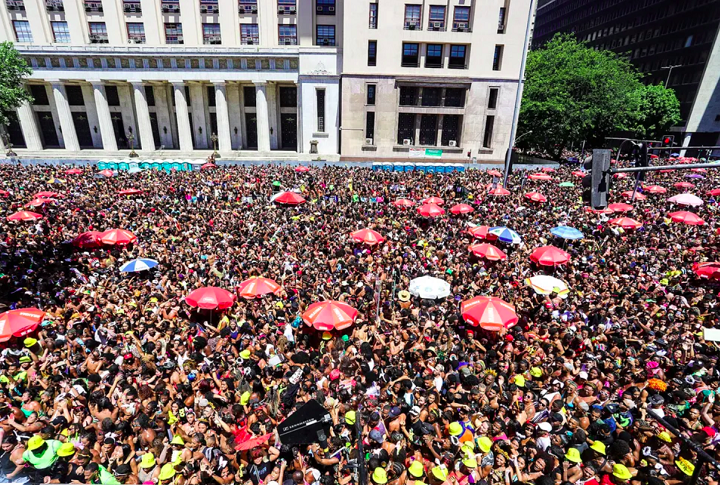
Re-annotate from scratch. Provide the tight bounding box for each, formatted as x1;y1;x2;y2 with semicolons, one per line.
517;34;644;159
0;41;32;127
627;83;681;140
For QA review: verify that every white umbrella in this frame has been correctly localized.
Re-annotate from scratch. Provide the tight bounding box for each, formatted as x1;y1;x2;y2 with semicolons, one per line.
668;193;703;207
409;276;451;299
525;275;569;298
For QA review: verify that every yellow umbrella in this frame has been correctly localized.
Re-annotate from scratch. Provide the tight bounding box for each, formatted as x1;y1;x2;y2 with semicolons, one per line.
525;275;569;298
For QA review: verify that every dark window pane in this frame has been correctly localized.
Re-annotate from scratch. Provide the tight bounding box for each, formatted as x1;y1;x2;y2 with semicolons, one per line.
399;86;418;106
449;45;466;68
488;88;499;109
244;86;256;107
279;86;297;108
106;85;120;106
316;89;325;132
30;85;49;105
444;88;465;107
397;113;415;144
145;85;156;106
426;44;442;68
66;85;85;106
206;86;216;107
368;40;377;66
402;43;419;67
419;114;437;146
441;114;460;146
421;87;441;107
365;111;375;140
367;85;376;105
483;115;495;148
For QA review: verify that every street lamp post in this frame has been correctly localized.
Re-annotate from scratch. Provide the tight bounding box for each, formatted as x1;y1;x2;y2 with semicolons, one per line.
661;64;682;88
127;132;139;158
210;132;220;158
2;132;16;157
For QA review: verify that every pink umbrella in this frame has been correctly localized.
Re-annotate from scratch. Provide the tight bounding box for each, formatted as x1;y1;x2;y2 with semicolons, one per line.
295;166;310;172
186;287;236;310
643;185;667;194
64;168;84;175
541;167;555;173
668;193;703;207
668;211;704;226
674;182;695;189
571;171;585;178
0;308;46;342
350;228;385;245
237;278;282;299
303;301;358;331
26;198;54;208
99;169;114;177
530;246;571;266
488;187;511;196
417;204;445;217
487;170;502;177
621;191;646;200
274;191;306;205
392;198;415;208
609;217;643;230
469;243;507;261
422;196;444;206
7;211;43;221
607;203;633;213
100;229;138;245
613;173;628;179
528;173;552;181
34;191;58;199
450;204;474;215
468;226;490;239
524;192;547;203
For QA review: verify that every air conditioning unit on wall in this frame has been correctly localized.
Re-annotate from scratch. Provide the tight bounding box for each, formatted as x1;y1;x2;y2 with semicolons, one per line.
402;139;411;146
449;140;457;147
365;138;373;145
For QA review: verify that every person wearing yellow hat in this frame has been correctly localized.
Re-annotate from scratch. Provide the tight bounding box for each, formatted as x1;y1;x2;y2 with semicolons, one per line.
239;349;252;360
657;431;672;443
138;452;159;483
589;440;606;456
345;410;357;426
170;435;186;465
428;465;449;485
458;456;481;484
407;460;425;482
675;457;695;477
22;435;61;472
321;331;333;341
530;367;543;378
611;464;632;482
158;463;177;484
372;466;388;484
448;421;474;444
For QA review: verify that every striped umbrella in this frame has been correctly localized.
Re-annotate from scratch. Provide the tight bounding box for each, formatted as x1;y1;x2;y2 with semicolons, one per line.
119;258;159;273
488;227;522;244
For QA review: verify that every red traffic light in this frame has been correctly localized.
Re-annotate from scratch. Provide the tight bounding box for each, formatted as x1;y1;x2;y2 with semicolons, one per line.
664;137;671;144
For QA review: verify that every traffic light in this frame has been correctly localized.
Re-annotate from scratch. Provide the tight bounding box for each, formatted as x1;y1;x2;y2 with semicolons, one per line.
634;142;649;182
662;135;675;147
581;149;612;209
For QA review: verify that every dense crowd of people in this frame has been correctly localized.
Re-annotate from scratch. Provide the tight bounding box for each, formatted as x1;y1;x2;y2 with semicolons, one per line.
0;158;719;485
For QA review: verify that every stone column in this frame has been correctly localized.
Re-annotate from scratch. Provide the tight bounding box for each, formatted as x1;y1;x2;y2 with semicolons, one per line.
254;82;271;152
81;83;103;149
16;101;43;151
189;83;208;149
172;81;193;152
267;83;279;150
89;82;118;151
227;83;243;150
153;84;174;149
213;82;232;153
131;82;155;152
50;81;80;151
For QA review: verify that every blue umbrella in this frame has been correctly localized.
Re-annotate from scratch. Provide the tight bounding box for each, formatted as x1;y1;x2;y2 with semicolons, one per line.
119;258;158;273
671;153;680;157
550;226;584;240
489;227;522;244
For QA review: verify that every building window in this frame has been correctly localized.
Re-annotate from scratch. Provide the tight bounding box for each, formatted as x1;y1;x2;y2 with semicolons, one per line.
425;44;443;68
145;86;156;106
127;22;146;43
51;21;70;43
316;0;335;15
399;86;418;106
404;4;421;29
89;22;108;43
419;114;438;146
30;85;49;105
368;40;377;66
493;45;504;70
449;45;467;69
238;0;257;14
365;111;375;142
240;24;259;44
453;6;470;31
244;86;256;106
206;86;215;107
84;0;102;11
369;3;377;29
200;0;218;14
7;0;25;11
123;0;141;12
279;86;297;107
66;85;85;106
488;87;499;109
106;85;120;106
13;21;32;43
401;43;419;67
483;115;495;148
685;35;693;48
165;23;183;44
428;5;445;30
444;88;465;107
316;89;325;132
161;0;180;13
367;84;376;105
316;25;335;46
422;88;442;107
441;114;460;146
497;7;506;33
203;23;221;44
397;113;415;145
279;25;297;45
46;0;63;11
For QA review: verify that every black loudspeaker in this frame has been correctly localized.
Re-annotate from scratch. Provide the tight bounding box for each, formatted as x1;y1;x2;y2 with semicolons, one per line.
277;399;333;445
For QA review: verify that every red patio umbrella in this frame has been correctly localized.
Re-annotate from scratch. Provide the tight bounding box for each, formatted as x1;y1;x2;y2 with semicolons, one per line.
607;203;633;213
100;229;138;245
660;169;675;173
295;166;310;172
461;296;518;331
99;169;114;177
669;211;704;225
237;277;282;299
450;204;474;215
541;167;555;173
571;171;585;178
186;286;236;310
649;154;659;159
72;231;104;249
26;198;54;208
64;168;83;175
524;192;547;203
231;426;274;452
674;182;695;189
350;228;385;245
35;191;58;198
530;246;571;266
7;211;43;221
613;173;628;179
201;163;217;170
422;196;444;205
417;204;445;217
609;217;643;229
708;189;720;197
274;191;306;205
469;243;507;261
0;308;46;342
468;225;490;239
487;169;502;177
585;206;614;214
528;173;552;181
303;300;358;331
643;185;667;194
392;198;415;208
693;262;720;280
621;191;646;200
488;187;511;196
0;190;8;196
118;189;144;195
